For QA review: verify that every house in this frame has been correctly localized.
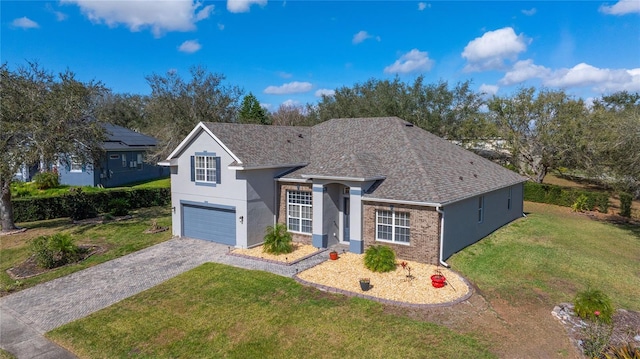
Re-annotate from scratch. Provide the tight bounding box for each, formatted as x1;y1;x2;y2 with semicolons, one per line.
59;124;169;187
160;117;527;265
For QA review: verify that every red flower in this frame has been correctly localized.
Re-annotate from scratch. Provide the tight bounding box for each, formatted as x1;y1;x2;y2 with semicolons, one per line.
594;311;600;317
400;261;408;268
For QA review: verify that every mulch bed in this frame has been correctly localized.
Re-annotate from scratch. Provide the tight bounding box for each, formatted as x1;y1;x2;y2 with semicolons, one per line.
6;245;107;280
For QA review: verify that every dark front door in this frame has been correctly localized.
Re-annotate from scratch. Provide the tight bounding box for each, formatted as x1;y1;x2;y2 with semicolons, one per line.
343;197;350;242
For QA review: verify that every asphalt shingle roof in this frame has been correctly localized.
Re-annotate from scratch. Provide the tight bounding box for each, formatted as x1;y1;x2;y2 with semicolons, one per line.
202;122;311;167
204;117;526;205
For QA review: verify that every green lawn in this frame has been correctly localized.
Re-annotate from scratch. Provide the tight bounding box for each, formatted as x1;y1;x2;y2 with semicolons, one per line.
449;202;640;310
10;177;170;198
47;263;494;359
0;206;172;295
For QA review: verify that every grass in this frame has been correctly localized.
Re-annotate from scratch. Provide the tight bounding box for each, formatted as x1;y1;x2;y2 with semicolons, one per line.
0;206;172;295
449;202;640;311
0;349;16;359
47;263;494;359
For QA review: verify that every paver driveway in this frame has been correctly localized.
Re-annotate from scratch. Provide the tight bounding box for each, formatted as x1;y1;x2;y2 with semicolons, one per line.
0;237;328;358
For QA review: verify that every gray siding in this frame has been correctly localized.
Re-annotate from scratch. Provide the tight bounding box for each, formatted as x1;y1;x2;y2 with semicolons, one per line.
323;184;341;246
442;183;523;259
243;168;289;248
170;130;248;247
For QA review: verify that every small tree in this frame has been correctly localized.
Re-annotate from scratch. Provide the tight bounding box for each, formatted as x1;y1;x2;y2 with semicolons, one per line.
263;223;293;255
238;92;269;125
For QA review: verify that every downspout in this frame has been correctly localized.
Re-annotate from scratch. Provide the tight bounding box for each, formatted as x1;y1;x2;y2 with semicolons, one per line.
436;206;450;268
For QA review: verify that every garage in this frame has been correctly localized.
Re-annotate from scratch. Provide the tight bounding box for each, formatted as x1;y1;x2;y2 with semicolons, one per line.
181;202;236;245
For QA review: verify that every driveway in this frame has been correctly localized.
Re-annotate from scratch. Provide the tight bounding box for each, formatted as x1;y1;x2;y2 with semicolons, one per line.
0;237;328;358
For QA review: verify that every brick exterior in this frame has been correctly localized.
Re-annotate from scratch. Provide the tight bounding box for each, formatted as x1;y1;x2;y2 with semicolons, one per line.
277;182;313;245
362;202;441;264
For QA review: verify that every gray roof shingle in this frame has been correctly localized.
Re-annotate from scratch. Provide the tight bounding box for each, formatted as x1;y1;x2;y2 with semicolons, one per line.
205;117;526;205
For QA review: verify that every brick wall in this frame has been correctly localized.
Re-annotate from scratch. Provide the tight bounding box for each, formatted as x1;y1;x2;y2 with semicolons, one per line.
362;202;440;264
277;182;313;245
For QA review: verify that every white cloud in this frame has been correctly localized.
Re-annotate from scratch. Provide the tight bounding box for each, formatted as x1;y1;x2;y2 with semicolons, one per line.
479;84;499;96
418;2;430;11
600;0;640;15
521;8;537;16
264;81;313;95
61;0;214;37
462;27;528;72
384;49;434;74
544;63;640;92
227;0;267;13
352;30;379;44
12;17;39;29
499;59;551;85
315;89;335;97
54;11;68;21
178;39;202;53
217;23;225;30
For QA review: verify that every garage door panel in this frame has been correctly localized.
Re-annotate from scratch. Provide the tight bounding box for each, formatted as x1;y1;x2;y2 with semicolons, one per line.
182;204;236;245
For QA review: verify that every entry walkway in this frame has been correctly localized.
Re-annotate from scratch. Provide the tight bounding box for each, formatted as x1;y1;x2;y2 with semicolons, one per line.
0;237;329;358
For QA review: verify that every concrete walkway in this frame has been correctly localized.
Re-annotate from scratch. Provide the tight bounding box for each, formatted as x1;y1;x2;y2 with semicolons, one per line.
0;237;329;358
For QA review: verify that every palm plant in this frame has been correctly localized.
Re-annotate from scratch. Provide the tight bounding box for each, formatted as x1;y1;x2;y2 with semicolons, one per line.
263;223;293;255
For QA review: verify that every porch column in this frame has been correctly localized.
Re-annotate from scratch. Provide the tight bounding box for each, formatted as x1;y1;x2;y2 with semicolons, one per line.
311;183;327;248
349;186;363;254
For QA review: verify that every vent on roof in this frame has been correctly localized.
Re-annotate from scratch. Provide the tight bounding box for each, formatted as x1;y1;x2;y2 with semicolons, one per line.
405;123;414;127
298;134;304;138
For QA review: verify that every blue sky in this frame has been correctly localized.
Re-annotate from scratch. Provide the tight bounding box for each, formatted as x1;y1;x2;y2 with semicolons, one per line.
3;0;639;110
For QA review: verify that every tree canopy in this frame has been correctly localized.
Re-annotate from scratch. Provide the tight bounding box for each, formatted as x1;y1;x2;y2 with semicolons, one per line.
1;62;107;231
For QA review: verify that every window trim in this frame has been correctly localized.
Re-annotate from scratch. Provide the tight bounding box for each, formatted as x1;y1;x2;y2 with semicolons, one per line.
286;190;312;235
478;196;484;223
375;209;411;245
191;152;221;187
70;156;83;173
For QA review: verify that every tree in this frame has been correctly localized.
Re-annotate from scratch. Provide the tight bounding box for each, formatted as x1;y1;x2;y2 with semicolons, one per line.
270;103;317;126
94;92;148;131
581;92;640;195
144;66;243;161
0;62;107;231
488;87;586;183
238;92;269;124
315;77;486;139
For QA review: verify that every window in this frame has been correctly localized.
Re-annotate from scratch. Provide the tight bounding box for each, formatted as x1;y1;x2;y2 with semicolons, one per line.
122;154;127;168
190;153;220;186
287;190;312;234
136;153;143;170
195;155;216;182
507;187;512;210
109;154;120;160
478;196;484;223
376;210;410;244
70;157;83;172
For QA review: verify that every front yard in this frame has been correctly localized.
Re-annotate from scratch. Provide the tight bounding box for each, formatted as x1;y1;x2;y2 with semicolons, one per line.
0;206;172;295
2;200;638;358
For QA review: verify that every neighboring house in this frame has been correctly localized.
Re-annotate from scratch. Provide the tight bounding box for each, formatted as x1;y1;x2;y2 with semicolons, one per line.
160;117;527;265
59;124;169;187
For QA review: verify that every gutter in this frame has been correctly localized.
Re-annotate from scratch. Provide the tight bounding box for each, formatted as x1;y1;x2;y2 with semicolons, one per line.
435;206;450;268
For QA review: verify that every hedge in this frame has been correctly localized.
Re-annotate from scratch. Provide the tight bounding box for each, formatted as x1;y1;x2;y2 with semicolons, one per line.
524;181;610;213
12;187;170;222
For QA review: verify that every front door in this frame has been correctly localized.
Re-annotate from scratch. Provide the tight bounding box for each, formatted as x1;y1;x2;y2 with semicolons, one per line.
343;197;350;242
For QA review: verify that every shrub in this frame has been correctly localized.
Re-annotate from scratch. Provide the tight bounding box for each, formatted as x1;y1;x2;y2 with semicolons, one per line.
29;233;81;269
572;194;590;212
263;223;293;255
66;188;98;220
108;198;130;216
574;289;614;324
604;343;640;359
33;171;60;190
364;245;396;273
596;193;610;214
619;192;632;218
